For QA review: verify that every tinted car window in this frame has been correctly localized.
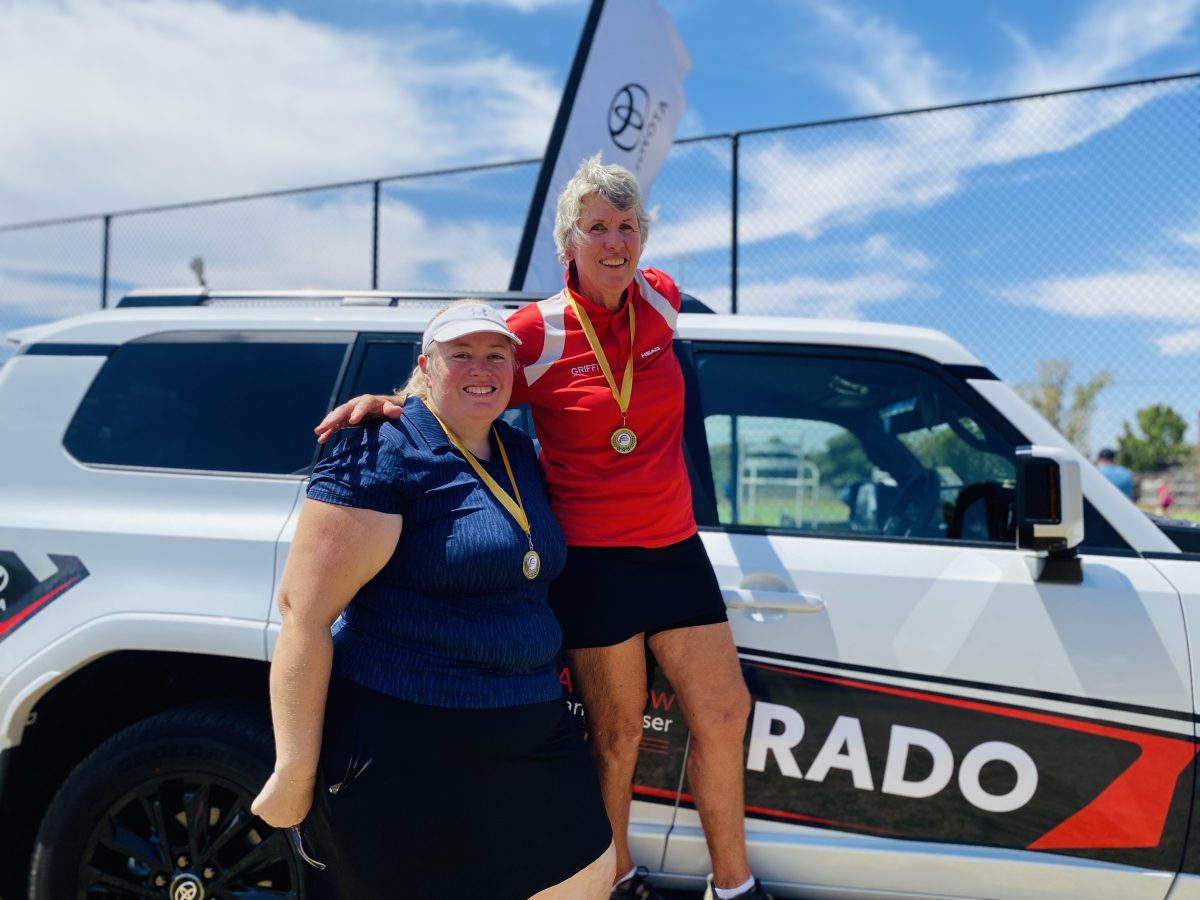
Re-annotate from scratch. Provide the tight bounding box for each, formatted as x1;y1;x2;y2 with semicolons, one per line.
349;339;417;397
694;349;1017;543
65;332;350;474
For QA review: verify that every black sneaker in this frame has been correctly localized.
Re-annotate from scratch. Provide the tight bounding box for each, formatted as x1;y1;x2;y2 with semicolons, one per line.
703;875;774;900
611;866;666;899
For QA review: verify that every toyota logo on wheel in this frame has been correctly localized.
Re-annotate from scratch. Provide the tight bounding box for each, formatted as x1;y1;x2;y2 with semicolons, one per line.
608;83;649;151
170;875;204;900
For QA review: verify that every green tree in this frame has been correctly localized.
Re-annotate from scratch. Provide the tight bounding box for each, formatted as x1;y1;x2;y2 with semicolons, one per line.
1017;358;1112;455
1116;404;1191;471
810;431;872;488
901;425;1013;484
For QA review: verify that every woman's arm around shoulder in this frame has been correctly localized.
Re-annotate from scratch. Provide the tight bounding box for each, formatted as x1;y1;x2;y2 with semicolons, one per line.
314;394;405;444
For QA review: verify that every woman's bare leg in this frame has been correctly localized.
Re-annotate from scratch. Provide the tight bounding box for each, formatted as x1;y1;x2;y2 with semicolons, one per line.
565;635;649;882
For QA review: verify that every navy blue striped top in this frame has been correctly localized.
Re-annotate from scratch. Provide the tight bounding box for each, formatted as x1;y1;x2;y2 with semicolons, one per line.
307;397;567;708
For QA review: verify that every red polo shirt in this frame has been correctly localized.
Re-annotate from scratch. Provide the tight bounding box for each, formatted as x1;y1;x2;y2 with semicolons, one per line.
508;268;695;548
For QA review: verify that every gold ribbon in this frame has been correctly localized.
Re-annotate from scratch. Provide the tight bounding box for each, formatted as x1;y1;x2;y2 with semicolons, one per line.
567;291;636;419
425;402;533;550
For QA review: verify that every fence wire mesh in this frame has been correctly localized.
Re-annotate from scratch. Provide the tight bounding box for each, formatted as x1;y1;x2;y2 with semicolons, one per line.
2;74;1197;468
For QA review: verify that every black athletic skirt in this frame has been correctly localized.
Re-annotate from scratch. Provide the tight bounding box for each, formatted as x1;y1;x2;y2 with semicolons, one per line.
548;533;727;649
300;678;611;899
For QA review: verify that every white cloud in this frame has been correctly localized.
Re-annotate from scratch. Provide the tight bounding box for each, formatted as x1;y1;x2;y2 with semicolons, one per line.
1001;266;1200;323
0;271;100;326
414;0;577;9
1155;329;1200;356
0;191;523;322
863;233;932;272
0;0;559;223
802;0;1198;115
650;77;1170;262
716;0;1194;258
1003;0;1200;95
734;271;937;319
801;0;957;111
671;231;939;318
1173;228;1200;249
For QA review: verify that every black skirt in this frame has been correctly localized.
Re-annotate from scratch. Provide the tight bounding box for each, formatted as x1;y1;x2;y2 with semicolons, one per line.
548;533;728;649
301;678;611;899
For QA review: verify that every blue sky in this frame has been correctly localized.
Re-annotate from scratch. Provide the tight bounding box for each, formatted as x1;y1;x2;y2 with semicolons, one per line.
1;0;1198;448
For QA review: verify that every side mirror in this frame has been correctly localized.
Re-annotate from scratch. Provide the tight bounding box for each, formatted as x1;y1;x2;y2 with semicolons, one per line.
1016;445;1084;583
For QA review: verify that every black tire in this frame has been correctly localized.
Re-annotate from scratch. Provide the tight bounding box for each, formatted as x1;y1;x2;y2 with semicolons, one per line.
28;702;303;900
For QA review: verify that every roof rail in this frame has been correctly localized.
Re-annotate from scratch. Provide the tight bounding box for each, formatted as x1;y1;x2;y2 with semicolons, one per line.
116;288;547;309
116;287;716;313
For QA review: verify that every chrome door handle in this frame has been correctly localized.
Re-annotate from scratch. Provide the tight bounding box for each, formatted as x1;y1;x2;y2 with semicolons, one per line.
721;588;825;613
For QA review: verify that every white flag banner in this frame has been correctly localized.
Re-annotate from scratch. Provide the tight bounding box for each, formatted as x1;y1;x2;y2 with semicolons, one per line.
511;0;691;293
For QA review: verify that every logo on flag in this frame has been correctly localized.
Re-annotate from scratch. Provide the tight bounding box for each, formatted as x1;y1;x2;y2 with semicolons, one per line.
510;0;691;293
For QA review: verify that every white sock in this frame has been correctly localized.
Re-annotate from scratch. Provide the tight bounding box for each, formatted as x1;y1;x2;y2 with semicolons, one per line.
614;866;638;887
714;874;757;899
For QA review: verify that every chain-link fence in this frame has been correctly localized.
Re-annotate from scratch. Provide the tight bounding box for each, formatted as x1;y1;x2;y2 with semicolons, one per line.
2;73;1198;471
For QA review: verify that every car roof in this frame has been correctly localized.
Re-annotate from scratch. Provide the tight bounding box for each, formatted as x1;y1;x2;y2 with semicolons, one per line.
8;296;982;368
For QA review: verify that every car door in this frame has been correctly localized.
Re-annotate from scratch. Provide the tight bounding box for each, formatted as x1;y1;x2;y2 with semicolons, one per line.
663;341;1193;900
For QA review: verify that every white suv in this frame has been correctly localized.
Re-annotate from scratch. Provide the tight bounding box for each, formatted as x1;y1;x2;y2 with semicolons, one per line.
1;289;1198;899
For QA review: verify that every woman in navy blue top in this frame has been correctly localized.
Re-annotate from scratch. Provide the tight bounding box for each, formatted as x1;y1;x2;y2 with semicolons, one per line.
252;302;614;898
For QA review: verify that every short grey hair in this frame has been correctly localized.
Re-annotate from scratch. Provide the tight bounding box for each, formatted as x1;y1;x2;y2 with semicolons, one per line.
553;154;650;265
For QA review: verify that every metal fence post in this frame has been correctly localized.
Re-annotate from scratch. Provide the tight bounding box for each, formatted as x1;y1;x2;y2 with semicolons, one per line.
731;132;739;315
100;215;111;309
371;181;381;290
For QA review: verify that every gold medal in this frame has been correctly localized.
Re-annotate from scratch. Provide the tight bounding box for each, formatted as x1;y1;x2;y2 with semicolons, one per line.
567;292;639;457
522;549;542;580
425;402;542;581
610;427;637;454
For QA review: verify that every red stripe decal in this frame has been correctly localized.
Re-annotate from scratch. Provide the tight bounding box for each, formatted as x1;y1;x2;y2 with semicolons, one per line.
750;663;1197;850
632;784;680;800
0;576;82;638
1028;739;1197;849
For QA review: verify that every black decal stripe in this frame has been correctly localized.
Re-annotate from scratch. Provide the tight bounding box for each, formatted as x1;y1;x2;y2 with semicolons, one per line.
0;555;90;642
0;577;81;639
946;364;998;381
739;646;1197;724
745;662;1195;853
20;343;116;357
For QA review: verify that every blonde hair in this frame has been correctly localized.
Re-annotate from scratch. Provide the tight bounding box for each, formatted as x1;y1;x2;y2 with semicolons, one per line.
553;154;650;265
391;299;512;403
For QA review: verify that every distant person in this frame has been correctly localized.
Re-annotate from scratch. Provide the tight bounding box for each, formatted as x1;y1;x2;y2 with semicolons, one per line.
1157;482;1175;517
1096;448;1134;500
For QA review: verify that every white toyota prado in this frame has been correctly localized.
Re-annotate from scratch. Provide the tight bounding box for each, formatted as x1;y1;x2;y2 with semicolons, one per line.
1;289;1198;899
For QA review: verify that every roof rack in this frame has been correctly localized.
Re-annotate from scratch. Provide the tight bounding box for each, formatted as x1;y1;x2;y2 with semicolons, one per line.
116;288;546;309
115;288;715;313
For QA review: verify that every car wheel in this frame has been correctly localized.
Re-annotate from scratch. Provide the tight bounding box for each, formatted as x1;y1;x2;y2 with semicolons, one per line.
29;702;302;899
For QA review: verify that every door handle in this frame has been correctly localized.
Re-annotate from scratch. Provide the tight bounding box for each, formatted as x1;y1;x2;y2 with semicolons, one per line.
721;588;825;613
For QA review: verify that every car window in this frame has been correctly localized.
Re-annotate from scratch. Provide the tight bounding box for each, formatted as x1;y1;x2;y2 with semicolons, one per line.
349;338;417;397
65;331;351;475
693;349;1017;544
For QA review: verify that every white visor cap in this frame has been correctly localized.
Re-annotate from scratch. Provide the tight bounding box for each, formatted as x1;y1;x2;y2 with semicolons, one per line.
422;304;522;353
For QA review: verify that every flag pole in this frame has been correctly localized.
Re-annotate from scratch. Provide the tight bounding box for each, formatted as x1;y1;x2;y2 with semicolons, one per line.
508;0;606;291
